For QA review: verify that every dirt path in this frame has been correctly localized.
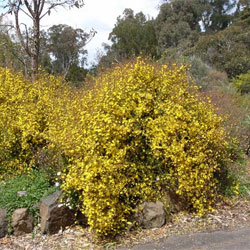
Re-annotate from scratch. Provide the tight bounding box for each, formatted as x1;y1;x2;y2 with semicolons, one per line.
118;227;250;250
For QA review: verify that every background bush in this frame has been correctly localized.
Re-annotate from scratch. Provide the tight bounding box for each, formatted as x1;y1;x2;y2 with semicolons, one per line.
193;14;250;79
233;70;250;94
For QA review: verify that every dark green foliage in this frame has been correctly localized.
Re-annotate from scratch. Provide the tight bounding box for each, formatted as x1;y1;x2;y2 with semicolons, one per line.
157;21;194;49
193;9;250;78
99;8;158;68
199;0;236;33
65;63;88;86
109;9;158;57
46;24;89;78
155;0;202;55
156;0;202;31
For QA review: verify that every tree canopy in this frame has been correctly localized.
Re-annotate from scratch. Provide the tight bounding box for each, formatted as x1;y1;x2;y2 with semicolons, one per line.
98;8;158;68
47;24;89;78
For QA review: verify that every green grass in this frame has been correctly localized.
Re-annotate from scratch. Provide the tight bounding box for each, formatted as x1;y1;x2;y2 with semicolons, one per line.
238;158;250;198
227;156;250;198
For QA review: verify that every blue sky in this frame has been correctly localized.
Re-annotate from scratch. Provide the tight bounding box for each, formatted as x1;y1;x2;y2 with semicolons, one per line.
1;0;160;65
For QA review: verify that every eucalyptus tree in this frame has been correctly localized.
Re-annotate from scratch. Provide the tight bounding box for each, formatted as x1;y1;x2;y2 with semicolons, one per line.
155;0;202;55
47;24;89;79
199;0;236;32
100;8;157;67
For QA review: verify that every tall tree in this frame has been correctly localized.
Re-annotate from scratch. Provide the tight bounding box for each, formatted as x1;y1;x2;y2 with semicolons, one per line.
100;8;157;66
156;0;202;31
47;24;89;79
155;0;202;55
199;0;236;32
0;18;28;73
1;0;84;79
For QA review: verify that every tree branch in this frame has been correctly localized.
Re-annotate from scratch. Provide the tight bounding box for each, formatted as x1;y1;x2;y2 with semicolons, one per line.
19;6;33;19
23;0;34;17
40;1;70;20
14;3;31;56
38;0;45;16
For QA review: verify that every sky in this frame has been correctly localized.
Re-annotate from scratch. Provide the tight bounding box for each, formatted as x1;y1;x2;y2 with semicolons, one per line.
1;0;160;66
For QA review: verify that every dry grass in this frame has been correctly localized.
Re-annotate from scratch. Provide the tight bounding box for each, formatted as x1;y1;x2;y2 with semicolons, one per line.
200;87;249;153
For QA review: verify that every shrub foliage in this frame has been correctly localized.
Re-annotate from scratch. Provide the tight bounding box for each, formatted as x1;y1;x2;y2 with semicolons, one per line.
56;58;232;236
0;68;67;179
233;70;250;94
0;59;235;237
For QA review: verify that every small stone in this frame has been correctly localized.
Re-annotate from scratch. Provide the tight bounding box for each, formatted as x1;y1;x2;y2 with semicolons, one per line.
12;208;34;236
39;190;76;234
136;201;167;229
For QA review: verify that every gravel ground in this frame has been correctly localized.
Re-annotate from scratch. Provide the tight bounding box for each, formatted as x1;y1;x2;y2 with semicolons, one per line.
0;198;249;250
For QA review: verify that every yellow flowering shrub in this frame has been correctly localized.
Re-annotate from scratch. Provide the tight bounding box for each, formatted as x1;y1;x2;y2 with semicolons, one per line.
57;58;232;236
0;68;67;179
0;58;234;237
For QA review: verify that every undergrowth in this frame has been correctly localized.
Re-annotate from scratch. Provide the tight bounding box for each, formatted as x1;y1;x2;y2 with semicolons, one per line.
0;170;58;229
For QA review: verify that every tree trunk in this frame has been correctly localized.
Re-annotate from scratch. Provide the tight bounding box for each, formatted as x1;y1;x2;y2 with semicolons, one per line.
31;16;40;80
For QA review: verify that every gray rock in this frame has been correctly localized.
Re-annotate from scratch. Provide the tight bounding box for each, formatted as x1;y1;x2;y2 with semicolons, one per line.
40;190;75;234
136;201;166;229
0;208;8;238
12;208;34;236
